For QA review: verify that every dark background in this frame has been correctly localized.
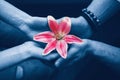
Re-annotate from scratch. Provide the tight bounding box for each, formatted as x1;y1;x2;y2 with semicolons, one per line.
6;0;91;17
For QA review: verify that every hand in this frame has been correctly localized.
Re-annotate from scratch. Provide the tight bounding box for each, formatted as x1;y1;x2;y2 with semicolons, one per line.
23;41;59;67
20;17;49;39
23;41;57;59
53;39;91;68
56;16;92;38
21;16;92;39
70;16;92;38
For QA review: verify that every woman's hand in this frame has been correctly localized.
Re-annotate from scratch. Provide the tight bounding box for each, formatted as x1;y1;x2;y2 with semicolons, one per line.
25;41;59;61
19;17;49;39
0;41;59;70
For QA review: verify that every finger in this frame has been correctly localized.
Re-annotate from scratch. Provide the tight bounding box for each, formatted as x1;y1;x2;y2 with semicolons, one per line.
23;41;45;57
37;52;60;68
33;41;46;48
16;66;23;80
25;42;59;66
54;48;76;68
54;48;75;68
42;53;60;61
55;57;68;68
40;54;60;68
55;43;84;68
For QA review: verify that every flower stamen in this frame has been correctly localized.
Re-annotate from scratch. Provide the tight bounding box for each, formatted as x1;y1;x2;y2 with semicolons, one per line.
55;34;64;40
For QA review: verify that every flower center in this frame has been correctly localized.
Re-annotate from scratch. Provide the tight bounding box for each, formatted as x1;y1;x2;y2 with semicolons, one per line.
55;34;64;40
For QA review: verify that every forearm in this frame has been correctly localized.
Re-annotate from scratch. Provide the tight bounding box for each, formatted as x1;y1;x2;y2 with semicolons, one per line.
70;0;120;38
87;0;120;24
0;0;32;29
89;40;120;72
0;43;31;70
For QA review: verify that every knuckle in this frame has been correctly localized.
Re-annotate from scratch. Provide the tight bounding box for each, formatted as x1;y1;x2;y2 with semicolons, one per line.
22;41;36;51
24;41;35;46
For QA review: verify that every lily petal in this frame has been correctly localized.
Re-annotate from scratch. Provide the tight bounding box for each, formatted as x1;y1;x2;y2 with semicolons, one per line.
58;17;71;35
43;40;57;55
47;16;58;34
33;31;55;43
64;35;83;44
56;40;68;59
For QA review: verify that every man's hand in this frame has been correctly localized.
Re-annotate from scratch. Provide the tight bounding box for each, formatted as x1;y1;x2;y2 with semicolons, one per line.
70;16;92;38
52;39;120;74
53;39;91;68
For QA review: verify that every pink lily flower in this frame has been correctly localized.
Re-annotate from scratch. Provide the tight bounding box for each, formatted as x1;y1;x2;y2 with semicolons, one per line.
33;16;83;58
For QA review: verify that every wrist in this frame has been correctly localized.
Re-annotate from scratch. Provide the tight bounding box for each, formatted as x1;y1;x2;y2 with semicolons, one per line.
31;17;49;31
18;17;49;38
71;16;92;38
19;42;33;59
85;39;95;55
81;8;101;31
17;16;33;34
78;16;93;37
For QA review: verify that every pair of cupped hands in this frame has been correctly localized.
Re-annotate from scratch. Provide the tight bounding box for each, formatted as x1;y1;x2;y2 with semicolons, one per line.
20;15;92;69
